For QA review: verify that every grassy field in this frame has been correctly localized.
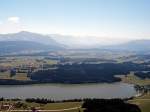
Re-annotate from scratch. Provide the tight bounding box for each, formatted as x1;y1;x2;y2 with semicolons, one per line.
0;57;57;67
11;73;30;81
0;71;10;79
0;101;83;112
0;72;30;80
0;56;57;81
117;73;150;86
41;102;83;112
129;93;150;112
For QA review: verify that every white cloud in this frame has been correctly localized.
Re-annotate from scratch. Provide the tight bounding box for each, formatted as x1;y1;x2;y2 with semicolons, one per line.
0;16;23;34
7;17;20;23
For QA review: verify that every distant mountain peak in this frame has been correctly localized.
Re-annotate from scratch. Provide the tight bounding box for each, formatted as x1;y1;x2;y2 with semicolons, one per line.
17;31;43;35
18;31;29;33
0;31;65;54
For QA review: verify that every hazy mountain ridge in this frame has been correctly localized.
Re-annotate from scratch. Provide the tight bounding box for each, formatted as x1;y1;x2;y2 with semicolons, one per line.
50;33;150;52
0;31;63;46
0;31;150;54
0;31;65;54
0;41;64;55
103;39;150;53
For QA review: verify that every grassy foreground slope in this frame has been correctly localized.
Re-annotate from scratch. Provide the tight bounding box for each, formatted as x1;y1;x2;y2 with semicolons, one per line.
118;73;150;112
129;93;150;112
0;101;83;112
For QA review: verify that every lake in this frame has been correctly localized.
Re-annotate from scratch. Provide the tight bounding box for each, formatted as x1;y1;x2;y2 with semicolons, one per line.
0;83;137;100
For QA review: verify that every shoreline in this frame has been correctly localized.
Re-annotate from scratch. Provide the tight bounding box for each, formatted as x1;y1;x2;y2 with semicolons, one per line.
0;79;122;85
0;80;131;86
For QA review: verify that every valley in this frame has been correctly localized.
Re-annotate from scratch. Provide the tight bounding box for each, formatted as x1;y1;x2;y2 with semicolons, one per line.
0;50;149;112
0;49;150;85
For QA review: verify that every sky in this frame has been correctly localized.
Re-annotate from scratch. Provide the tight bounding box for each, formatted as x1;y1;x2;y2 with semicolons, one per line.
0;0;150;45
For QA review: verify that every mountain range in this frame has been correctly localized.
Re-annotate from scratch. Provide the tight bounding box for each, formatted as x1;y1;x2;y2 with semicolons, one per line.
0;31;64;55
0;31;149;54
103;39;150;53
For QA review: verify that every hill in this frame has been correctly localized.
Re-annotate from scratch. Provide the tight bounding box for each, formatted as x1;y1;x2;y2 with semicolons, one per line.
104;40;150;53
0;31;64;54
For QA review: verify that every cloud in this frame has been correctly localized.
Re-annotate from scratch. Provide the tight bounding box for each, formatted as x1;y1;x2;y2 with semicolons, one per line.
7;17;20;23
0;16;23;34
